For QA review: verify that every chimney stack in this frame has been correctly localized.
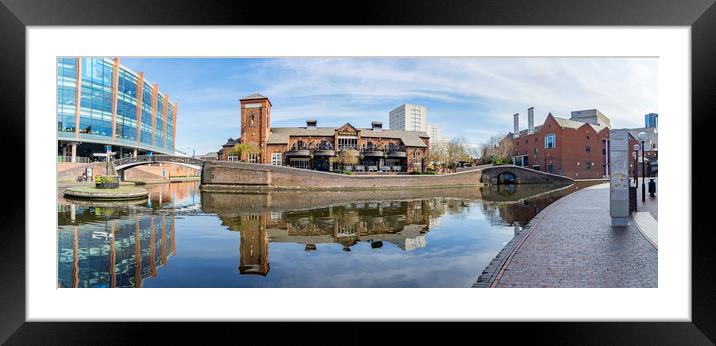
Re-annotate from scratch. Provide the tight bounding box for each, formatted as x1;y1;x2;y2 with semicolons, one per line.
513;113;519;137
528;107;534;134
306;119;317;129
371;121;383;131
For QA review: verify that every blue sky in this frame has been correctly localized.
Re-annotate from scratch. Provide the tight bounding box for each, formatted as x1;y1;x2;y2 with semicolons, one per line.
121;58;657;155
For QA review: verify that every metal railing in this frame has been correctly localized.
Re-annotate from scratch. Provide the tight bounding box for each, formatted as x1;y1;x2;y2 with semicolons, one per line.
112;155;205;169
57;156;91;163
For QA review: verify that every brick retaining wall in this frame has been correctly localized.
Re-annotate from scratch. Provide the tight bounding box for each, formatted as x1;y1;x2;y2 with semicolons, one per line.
200;162;573;192
201;161;483;192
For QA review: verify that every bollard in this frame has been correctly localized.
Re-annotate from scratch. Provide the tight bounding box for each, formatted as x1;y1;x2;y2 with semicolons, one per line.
649;178;656;197
629;185;637;213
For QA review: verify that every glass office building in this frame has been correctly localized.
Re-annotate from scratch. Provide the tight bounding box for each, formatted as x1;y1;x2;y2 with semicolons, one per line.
57;57;178;162
644;113;658;129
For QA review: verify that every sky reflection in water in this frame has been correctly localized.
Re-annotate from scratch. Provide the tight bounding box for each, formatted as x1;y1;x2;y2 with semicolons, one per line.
57;181;588;288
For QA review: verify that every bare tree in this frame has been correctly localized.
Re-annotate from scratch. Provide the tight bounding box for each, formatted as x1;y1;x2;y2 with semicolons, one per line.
479;134;512;164
445;136;472;169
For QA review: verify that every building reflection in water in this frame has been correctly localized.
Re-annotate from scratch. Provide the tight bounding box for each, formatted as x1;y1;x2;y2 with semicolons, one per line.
57;207;177;288
218;199;445;276
478;182;599;232
56;181;593;286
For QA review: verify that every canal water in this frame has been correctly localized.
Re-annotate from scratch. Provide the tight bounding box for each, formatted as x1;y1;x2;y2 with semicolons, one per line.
57;181;597;288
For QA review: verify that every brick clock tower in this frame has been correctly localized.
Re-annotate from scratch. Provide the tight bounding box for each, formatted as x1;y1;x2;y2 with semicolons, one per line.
239;93;272;163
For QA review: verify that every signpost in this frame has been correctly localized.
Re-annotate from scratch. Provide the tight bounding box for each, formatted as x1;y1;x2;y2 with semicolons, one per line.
609;129;629;227
94;146;116;175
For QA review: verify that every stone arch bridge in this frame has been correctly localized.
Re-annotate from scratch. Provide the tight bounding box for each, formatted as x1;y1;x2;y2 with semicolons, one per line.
479;165;573;185
112;155;204;180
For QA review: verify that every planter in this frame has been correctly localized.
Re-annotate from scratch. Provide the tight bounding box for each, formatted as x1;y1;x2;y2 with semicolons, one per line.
95;175;120;189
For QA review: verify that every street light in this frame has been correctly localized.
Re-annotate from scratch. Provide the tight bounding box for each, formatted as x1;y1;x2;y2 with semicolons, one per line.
633;143;640;187
638;132;647;202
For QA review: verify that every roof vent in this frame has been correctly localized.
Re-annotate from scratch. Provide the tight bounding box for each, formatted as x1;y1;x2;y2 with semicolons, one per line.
372;121;383;131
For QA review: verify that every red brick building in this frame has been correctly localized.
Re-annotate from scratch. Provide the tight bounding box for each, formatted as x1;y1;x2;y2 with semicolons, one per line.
219;93;430;173
506;110;613;179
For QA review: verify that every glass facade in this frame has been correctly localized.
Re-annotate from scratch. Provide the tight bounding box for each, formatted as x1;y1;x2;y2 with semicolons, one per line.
155;94;165;147
57;58;78;133
57;57;177;155
57;213;175;288
140;80;154;147
116;69;138;141
166;103;175;150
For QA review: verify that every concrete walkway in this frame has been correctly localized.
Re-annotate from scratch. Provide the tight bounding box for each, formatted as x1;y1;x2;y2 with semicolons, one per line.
480;183;657;288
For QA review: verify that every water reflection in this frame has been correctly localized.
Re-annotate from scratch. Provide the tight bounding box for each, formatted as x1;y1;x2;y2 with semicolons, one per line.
57;181;597;287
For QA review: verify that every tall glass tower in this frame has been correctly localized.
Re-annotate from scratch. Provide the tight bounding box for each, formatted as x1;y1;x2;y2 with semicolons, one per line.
644;113;658;128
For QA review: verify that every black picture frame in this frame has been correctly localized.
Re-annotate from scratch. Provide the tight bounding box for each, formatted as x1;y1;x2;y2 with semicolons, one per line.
1;0;713;343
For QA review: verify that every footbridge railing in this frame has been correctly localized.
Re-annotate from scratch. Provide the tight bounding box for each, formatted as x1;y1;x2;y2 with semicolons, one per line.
113;155;205;171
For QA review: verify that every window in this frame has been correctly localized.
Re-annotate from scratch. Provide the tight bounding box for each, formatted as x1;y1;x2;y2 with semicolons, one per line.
547;164;554;173
271;152;282;166
544;134;556;149
288;158;310;169
248;153;259;163
585;146;591;153
586;161;592;169
337;137;357;150
228;153;238;162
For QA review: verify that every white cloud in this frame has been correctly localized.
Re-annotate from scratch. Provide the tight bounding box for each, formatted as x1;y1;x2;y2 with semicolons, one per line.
173;57;657;153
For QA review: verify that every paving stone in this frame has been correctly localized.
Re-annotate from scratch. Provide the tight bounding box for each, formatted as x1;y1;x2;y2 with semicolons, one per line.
477;183;657;288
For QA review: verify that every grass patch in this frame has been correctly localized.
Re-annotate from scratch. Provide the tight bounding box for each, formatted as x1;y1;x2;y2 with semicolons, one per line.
70;186;146;193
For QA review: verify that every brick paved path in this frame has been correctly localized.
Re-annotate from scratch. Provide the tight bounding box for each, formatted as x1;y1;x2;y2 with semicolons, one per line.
637;177;658;220
489;183;657;288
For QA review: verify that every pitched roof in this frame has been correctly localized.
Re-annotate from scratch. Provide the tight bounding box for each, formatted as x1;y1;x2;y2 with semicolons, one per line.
266;126;428;147
512;115;607;137
553;116;608;133
267;127;336;144
222;137;240;146
360;129;429;147
241;93;268;100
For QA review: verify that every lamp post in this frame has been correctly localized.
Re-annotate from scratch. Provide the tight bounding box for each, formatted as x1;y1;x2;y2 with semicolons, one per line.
638;132;647;202
633;143;640;188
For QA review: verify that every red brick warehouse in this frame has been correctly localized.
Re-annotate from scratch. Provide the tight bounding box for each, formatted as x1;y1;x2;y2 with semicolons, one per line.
505;108;616;180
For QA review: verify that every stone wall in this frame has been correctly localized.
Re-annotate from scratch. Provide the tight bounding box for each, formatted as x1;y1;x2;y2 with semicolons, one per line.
200;161;483;192
57;162;112;182
480;165;574;185
123;164;200;181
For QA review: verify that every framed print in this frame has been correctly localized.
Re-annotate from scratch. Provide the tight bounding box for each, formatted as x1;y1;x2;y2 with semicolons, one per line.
1;0;715;343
